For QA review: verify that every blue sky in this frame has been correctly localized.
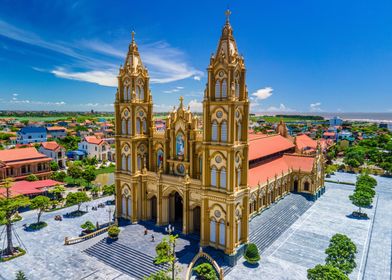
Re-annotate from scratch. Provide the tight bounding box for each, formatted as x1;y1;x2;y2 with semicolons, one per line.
0;0;391;113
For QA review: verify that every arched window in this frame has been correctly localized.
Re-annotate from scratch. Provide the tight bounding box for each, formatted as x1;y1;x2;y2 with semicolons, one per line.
121;119;126;135
142;119;147;134
215;80;220;99
137;156;142;170
136;119;141;134
211;166;217;187
237;122;242;141
127;156;131;172
235;82;240;98
127;197;132;218
199;156;203;176
237;219;241;242
122;195;127;216
212;121;218;141
140;86;145;100
176;133;185;157
210;219;216;243
220;167;226;189
221;121;227;142
128;119;132;135
304;181;310;191
136;86;140;100
237;168;241;187
157;149;164;169
219;220;225;246
221;79;227;98
122;154;126;171
123;87;127;101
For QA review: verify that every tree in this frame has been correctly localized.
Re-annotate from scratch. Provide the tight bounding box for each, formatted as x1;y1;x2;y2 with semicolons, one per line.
68;163;83;184
90;186;100;198
49;185;66;201
15;270;28;280
154;234;178;280
26;174;38;182
51;171;67;182
349;189;372;214
50;161;59;171
325;234;357;275
30;196;51;224
102;184;115;196
66;191;90;212
193;263;218;280
143;270;171;280
307;264;349;280
244;243;260;264
0;179;30;256
82;166;97;187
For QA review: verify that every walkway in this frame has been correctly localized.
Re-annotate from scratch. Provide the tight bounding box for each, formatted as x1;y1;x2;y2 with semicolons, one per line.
227;172;392;280
0;196;133;280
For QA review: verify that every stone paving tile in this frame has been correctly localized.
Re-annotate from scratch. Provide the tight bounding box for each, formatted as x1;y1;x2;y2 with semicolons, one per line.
226;173;390;280
0;196;135;280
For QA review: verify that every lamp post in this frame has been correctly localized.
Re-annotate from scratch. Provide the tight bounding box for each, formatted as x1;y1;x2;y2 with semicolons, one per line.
165;224;176;280
107;207;114;225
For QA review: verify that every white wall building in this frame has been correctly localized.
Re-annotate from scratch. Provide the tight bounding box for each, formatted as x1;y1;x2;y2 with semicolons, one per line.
78;136;110;161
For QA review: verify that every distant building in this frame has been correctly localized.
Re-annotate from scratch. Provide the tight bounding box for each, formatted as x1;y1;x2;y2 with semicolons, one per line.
0;179;63;197
329;116;343;127
323;131;336;141
17;126;47;144
0;147;52;181
46;126;67;139
78;136;111;161
39;141;67;169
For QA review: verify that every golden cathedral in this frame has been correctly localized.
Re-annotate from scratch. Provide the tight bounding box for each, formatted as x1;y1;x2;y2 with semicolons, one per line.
114;11;325;260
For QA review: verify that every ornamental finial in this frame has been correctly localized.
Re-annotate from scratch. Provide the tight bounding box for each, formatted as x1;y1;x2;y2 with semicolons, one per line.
179;96;184;108
131;30;136;43
225;9;231;23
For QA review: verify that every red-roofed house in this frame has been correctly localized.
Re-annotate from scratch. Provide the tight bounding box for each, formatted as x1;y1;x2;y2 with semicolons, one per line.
39;141;67;168
0;179;62;197
0;147;52;181
46;126;67;139
78;136;110;161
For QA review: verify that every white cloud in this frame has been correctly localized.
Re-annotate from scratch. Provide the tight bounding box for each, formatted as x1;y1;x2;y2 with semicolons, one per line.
163;86;185;94
193;76;201;81
309;102;322;112
252;87;273;100
0;19;202;87
12;93;18;97
265;103;295;112
153;104;174;112
51;68;117;87
188;99;203;112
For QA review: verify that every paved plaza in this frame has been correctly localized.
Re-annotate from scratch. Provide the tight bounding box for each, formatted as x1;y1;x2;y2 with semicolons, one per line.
227;172;392;280
0;196;134;280
1;173;391;280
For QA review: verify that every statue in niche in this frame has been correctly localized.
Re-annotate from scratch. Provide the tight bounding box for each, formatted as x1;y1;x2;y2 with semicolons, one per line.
176;133;185;159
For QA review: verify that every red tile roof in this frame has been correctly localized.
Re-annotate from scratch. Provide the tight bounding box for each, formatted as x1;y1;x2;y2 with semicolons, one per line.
0;147;51;163
84;136;105;145
248;154;315;188
323;132;336;137
248;134;295;161
46;126;66;131
0;179;62;197
295;134;317;150
40;141;62;151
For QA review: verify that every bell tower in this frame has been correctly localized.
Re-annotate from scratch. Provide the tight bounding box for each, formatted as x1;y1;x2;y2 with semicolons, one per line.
200;10;250;256
115;31;153;222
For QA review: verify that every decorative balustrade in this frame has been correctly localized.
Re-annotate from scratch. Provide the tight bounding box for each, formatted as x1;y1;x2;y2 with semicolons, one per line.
64;223;111;245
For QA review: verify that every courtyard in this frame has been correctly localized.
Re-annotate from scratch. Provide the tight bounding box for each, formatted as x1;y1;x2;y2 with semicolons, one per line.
0;173;391;280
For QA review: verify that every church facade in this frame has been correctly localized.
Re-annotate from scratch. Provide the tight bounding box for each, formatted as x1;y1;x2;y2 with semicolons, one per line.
114;12;325;259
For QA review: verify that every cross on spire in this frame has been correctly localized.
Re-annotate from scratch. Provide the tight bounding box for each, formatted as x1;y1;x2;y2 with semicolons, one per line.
225;9;231;23
131;30;136;43
179;96;184;108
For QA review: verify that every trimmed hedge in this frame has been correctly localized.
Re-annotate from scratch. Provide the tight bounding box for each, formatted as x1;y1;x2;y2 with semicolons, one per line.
244;243;260;264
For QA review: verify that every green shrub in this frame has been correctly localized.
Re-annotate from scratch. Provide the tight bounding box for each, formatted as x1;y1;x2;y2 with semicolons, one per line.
15;270;28;280
28;221;47;231
81;221;96;232
307;264;349;280
325;234;357;275
108;225;120;238
26;174;38;182
244;243;260;264
193;262;218;280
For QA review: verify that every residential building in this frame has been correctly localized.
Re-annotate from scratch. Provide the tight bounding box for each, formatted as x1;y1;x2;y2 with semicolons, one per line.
17;126;47;144
46;126;67;139
39;141;67;169
78;136;110;161
329;116;343;127
0;147;52;181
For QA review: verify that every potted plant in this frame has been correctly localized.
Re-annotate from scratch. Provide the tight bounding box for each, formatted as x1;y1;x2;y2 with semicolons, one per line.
108;225;120;239
244;243;260;264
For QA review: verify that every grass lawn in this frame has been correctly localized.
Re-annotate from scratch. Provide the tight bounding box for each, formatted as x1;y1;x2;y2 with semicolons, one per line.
95;165;115;175
64;165;115;187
